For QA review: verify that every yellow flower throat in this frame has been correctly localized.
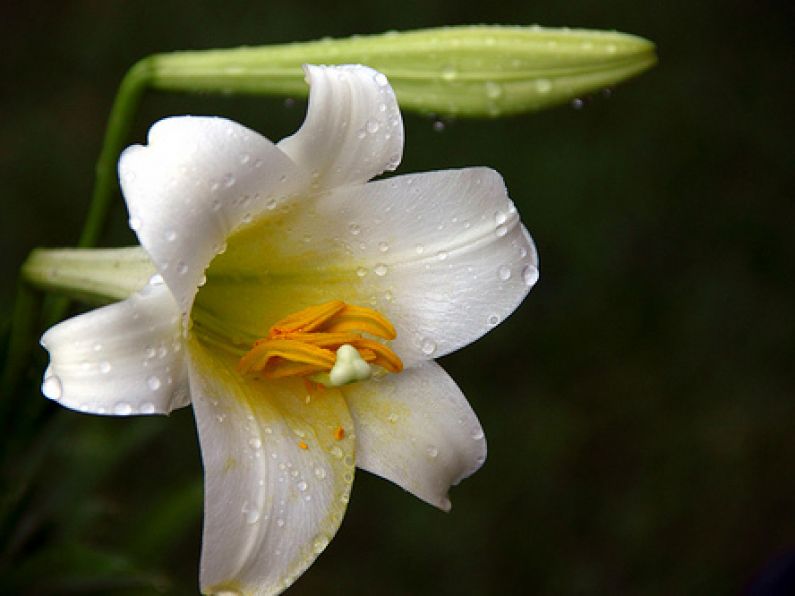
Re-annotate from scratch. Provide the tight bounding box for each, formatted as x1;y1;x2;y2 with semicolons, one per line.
238;300;403;387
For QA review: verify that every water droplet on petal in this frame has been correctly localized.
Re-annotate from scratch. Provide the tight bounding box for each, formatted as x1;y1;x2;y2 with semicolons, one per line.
426;445;439;458
249;437;262;450
365;119;379;134
176;261;189;275
349;223;361;236
99;361;112;374
421;338;437;356
495;211;508;226
165;229;177;242
572;98;585;110
114;401;133;415
223;173;236;187
487;314;501;327
276;518;285;528
495;225;508;238
374;72;389;87
522;265;539;287
472;430;485;440
42;375;62;400
415;244;425;255
356;267;368;278
128;216;141;231
297;481;308;492
498;266;512;281
312;534;330;554
146;375;160;391
374;263;388;276
140;401;156;414
314;467;327;479
378;241;389;253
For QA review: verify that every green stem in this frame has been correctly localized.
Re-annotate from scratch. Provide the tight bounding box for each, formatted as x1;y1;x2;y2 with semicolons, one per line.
42;59;153;326
0;281;41;402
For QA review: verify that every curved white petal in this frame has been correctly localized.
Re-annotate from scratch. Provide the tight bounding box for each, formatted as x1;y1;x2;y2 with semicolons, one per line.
40;283;188;415
343;361;486;511
194;167;537;365
277;64;403;190
188;341;354;596
119;116;307;314
316;168;539;365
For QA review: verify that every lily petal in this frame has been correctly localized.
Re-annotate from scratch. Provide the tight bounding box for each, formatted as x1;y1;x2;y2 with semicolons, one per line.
317;168;538;364
342;361;486;511
119;116;307;314
188;342;355;595
40;283;188;415
277;64;403;190
194;167;537;365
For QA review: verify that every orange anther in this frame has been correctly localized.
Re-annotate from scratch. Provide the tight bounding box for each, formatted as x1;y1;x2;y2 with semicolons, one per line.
298;441;309;450
334;426;345;441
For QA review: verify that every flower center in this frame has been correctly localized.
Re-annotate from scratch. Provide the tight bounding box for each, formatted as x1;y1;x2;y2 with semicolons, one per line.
237;300;403;387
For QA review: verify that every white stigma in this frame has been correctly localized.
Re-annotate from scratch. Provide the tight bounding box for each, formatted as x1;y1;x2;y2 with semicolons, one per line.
328;344;372;387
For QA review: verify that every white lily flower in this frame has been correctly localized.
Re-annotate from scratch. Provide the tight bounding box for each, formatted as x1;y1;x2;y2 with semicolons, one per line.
40;64;538;595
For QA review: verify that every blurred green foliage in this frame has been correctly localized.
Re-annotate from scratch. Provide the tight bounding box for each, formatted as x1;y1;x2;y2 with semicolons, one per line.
1;1;793;595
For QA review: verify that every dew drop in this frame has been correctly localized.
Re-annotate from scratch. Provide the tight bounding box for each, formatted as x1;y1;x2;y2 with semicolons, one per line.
485;81;503;99
374;72;389;87
522;265;539;286
421;337;437;356
415;243;425;255
297;481;308;492
437;250;449;261
330;446;344;459
472;430;485;440
93;342;103;352
149;274;164;286
387;413;399;423
114;401;133;415
165;229;177;242
426;445;439;458
495;225;508;238
265;197;277;210
240;153;251;165
441;64;457;81
244;508;260;525
313;534;330;554
146;375;161;391
176;261;189;275
356;267;368;278
535;78;552;94
378;241;389;253
249;437;262;450
571;98;585;110
498;266;512;281
128;216;141;231
276;518;285;528
365;119;379;134
223;173;236;187
349;223;361;236
487;313;501;327
432;119;446;132
140;401;156;414
495;211;508;226
99;361;111;374
374;263;388;276
42;375;62;400
314;467;327;479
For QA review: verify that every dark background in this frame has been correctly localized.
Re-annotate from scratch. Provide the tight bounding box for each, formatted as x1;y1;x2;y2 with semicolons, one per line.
1;1;794;594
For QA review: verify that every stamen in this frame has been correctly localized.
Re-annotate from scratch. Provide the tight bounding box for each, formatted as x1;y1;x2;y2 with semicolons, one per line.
334;426;345;441
239;300;403;385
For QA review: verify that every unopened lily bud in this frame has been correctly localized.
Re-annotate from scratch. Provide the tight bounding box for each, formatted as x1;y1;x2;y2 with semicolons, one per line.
142;25;656;117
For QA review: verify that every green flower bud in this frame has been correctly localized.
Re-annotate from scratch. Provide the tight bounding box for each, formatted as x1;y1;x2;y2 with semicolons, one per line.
143;25;656;117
